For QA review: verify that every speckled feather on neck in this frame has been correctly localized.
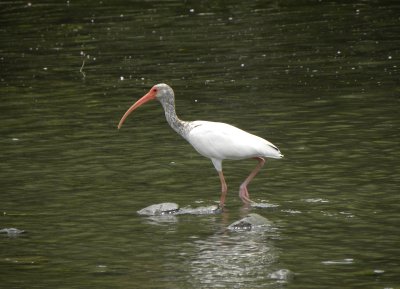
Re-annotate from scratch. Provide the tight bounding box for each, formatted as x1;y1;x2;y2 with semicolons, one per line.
158;86;192;139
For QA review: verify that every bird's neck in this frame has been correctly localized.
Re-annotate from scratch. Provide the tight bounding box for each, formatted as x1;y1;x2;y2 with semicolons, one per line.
161;99;189;139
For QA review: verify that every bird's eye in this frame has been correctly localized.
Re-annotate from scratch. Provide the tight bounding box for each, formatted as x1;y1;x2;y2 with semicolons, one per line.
152;88;158;93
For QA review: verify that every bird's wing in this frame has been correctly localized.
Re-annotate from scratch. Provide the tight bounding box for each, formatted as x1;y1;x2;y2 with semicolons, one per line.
186;121;280;160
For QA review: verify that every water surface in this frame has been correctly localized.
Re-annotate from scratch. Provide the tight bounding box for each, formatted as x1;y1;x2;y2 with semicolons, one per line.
1;1;399;288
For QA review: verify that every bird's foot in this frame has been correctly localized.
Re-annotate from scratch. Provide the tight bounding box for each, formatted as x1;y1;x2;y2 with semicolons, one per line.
239;186;251;203
239;186;256;205
214;203;225;214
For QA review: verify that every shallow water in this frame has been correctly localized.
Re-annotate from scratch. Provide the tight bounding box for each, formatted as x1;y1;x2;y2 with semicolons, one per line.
1;1;399;288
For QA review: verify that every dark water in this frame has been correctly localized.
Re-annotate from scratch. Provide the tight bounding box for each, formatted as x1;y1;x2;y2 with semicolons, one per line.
1;1;399;288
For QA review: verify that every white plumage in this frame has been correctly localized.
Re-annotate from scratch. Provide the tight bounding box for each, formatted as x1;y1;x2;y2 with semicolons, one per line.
186;121;282;171
118;83;283;207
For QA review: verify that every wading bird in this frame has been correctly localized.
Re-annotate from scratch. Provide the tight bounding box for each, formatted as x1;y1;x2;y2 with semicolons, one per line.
118;83;283;207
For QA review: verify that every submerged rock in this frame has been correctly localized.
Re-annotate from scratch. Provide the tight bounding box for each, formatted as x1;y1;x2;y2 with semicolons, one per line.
178;205;221;215
227;213;273;231
137;202;180;216
137;203;222;216
250;202;279;209
268;269;294;281
0;228;26;236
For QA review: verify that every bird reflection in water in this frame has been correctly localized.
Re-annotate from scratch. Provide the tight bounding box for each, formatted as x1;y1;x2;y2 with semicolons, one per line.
187;230;279;288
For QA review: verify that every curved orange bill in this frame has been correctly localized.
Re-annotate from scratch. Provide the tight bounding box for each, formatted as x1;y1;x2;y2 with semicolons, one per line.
117;89;157;129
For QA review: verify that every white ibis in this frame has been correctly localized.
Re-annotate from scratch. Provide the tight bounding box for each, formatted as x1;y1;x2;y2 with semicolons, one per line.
118;83;283;207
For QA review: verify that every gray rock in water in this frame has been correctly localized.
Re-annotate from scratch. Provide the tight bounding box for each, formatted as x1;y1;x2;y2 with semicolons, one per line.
0;228;26;236
178;205;221;215
227;213;273;231
137;202;180;216
268;269;294;281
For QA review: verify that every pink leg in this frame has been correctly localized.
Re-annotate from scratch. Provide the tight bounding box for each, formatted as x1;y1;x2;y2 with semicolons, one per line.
239;157;266;204
218;171;228;207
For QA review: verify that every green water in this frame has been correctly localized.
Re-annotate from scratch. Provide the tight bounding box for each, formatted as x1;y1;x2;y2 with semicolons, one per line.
1;1;399;288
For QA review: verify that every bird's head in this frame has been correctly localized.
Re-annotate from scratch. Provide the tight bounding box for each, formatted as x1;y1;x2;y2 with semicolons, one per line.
117;83;173;129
